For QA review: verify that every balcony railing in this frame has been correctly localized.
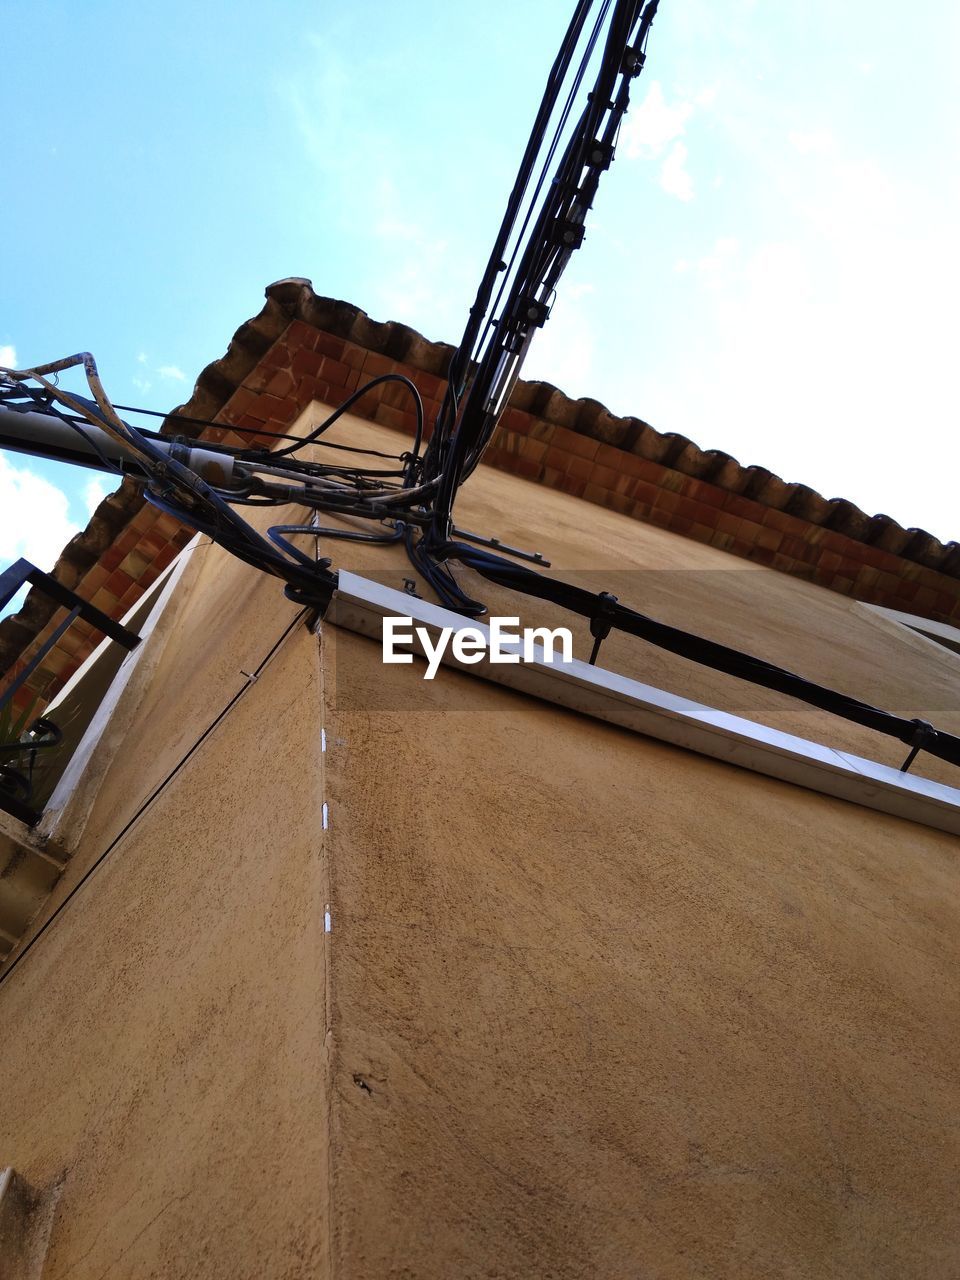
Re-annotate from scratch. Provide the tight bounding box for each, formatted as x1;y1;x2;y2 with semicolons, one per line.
0;559;141;825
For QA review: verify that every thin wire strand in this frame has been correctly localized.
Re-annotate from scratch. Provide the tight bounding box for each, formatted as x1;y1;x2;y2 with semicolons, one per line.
0;606;308;989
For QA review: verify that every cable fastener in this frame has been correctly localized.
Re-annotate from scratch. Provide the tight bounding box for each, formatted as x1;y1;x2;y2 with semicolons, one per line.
513;296;551;329
586;139;615;170
621;46;645;77
588;592;619;665
900;718;935;773
549;218;586;251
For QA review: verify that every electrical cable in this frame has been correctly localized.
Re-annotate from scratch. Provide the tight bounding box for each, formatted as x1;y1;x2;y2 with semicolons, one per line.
425;1;660;535
113;404;409;460
3;354;340;608
432;540;960;770
263;373;424;467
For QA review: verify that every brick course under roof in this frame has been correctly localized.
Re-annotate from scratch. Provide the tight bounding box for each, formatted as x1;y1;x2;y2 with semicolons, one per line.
2;276;958;710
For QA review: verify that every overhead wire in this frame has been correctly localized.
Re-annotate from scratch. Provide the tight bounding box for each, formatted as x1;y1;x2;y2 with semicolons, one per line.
432;540;960;771
112;405;409;460
0;606;308;989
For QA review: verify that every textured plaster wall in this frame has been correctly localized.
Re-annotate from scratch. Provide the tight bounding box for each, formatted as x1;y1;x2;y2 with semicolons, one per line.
0;409;957;1278
0;535;331;1278
323;635;959;1279
317;415;960;1277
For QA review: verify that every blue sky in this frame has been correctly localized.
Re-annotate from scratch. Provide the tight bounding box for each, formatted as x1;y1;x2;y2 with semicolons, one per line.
2;0;958;593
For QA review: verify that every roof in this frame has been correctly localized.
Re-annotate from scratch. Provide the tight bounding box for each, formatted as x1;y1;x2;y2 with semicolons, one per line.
2;276;958;709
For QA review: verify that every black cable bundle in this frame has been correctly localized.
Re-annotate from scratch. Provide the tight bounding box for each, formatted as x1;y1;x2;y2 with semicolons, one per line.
433;541;960;772
423;0;661;538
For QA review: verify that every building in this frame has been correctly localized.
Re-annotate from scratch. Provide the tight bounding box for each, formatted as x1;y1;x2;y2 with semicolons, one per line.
1;278;959;1278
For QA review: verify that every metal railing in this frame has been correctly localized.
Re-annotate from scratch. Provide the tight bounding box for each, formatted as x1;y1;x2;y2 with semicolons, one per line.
0;559;141;825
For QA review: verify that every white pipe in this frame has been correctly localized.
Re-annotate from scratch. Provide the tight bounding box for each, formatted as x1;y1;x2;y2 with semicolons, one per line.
0;404;238;488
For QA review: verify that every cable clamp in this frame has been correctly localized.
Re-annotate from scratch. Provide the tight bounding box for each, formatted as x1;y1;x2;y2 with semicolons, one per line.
621;46;646;77
549;218;586;251
586;139;615;170
512;296;551;329
900;718;935;773
588;592;619;665
168;438;192;466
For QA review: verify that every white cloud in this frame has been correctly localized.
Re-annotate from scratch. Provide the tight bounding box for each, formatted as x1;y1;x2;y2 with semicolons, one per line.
278;40;483;343
602;135;960;539
660;141;694;201
621;82;704;201
621;82;693;159
788;128;834;155
130;356;186;393
523;286;595;396
0;344;17;368
83;476;110;516
677;236;740;284
0;455;79;574
369;176;458;328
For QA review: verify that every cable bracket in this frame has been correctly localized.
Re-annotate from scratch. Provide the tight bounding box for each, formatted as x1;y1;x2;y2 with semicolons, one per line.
586;139;615;170
621;46;646;77
900;718;935;773
549;218;586;251
512;296;551;329
588;592;619;665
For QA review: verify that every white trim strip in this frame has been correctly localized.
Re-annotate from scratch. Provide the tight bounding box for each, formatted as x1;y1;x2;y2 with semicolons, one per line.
327;571;960;837
38;536;205;845
861;602;960;657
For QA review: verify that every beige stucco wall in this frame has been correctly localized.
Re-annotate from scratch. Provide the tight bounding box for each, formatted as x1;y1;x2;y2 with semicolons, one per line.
1;408;958;1277
325;633;959;1279
319;417;960;1277
0;535;331;1278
